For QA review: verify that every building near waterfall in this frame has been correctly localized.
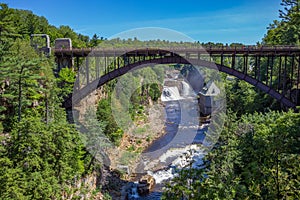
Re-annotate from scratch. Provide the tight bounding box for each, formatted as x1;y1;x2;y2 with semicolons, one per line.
198;81;221;116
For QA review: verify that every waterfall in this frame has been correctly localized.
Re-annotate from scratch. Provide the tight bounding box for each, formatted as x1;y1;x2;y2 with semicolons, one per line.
136;75;206;199
161;81;196;102
149;143;205;182
161;86;182;101
150;167;175;184
128;183;140;199
181;81;196;97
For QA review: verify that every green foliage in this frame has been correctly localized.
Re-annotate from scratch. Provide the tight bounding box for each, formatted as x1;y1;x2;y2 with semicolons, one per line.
82;107;112;170
0;42;87;196
96;99;123;145
56;67;76;99
89;33;104;47
0;6;94;198
127;145;135;152
96;66;163;145
148;83;161;101
264;0;300;45
224;78;278;116
0;112;85;199
103;192;112;200
0;38;57;129
1;2;299;199
163;110;300;199
133;126;147;135
119;151;138;165
57;25;89;48
0;3;105;49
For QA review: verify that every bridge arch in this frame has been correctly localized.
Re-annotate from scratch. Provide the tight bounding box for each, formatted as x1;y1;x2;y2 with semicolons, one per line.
64;55;296;110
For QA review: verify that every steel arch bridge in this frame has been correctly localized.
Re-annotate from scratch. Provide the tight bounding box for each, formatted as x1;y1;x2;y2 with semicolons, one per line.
53;46;300;111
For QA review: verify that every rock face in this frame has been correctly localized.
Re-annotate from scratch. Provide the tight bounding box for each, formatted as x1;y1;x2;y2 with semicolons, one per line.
62;171;102;200
137;175;156;196
74;87;107;122
121;175;156;200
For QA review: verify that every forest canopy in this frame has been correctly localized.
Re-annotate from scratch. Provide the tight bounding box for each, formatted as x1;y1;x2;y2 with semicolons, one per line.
0;1;299;199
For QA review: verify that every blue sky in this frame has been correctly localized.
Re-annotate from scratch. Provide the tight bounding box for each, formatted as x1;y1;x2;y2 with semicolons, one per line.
3;0;282;44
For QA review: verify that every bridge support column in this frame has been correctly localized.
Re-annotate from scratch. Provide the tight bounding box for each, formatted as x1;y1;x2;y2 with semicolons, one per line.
54;38;74;73
56;56;74;71
231;54;235;69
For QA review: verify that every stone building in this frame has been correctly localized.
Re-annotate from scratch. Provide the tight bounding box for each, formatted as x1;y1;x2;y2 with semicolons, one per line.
198;81;221;116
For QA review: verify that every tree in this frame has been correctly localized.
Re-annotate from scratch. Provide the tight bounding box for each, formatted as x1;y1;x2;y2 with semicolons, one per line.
0;111;86;199
82;107;112;170
97;98;123;145
0;39;49;129
163;110;300;199
90;33;100;47
264;0;300;45
56;67;76;100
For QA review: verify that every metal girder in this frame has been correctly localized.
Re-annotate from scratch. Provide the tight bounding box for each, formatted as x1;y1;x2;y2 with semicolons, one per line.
63;48;300;111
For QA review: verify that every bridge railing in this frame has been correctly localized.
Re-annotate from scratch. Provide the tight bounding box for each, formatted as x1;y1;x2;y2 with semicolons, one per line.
53;45;300;57
54;45;300;109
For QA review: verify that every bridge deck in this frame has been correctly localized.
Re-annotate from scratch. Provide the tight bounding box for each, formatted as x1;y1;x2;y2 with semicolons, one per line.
54;45;300;110
54;46;300;57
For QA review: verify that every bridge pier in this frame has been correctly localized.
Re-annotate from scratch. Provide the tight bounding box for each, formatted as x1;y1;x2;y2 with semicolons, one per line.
54;38;74;73
55;56;74;71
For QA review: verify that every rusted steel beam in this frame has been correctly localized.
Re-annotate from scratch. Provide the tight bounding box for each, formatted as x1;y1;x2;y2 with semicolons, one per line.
54;46;300;58
86;56;89;84
64;55;297;110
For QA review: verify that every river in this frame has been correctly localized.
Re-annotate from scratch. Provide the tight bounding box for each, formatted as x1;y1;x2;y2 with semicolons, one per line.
127;76;208;200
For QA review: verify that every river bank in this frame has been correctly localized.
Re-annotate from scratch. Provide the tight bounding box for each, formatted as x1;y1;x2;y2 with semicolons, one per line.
101;68;208;199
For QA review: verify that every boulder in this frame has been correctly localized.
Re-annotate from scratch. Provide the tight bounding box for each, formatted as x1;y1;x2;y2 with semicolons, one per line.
137;175;155;196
